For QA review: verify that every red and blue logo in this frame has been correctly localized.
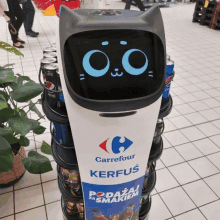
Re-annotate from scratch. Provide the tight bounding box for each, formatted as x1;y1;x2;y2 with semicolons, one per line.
99;136;133;154
96;192;105;197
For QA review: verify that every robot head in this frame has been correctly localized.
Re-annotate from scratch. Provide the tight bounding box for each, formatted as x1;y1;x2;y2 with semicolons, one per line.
59;7;166;112
64;29;164;101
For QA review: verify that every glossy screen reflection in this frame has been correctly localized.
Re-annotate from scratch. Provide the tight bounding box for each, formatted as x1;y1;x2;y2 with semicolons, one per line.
64;30;164;100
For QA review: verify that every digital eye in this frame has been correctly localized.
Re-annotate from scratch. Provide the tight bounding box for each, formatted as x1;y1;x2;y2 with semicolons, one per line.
122;49;148;75
82;50;110;77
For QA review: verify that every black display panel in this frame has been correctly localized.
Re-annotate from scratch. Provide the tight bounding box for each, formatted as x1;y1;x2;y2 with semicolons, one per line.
64;30;164;100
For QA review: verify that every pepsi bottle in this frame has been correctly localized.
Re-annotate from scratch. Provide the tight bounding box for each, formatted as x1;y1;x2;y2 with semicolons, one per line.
162;60;174;100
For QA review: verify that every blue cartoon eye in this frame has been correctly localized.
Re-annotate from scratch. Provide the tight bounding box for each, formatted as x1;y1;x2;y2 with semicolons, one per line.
82;50;110;77
122;49;148;75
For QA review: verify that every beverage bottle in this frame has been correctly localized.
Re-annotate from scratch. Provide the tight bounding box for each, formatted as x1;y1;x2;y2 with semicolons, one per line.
162;60;174;100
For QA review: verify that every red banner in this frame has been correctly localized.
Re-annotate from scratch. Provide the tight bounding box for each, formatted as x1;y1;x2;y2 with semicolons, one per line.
32;0;80;16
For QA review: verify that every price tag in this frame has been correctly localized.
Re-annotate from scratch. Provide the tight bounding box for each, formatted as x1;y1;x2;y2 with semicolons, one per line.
204;0;209;8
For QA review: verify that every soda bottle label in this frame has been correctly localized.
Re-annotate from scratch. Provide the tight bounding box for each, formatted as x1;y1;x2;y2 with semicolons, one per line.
166;60;174;76
165;75;173;86
43;74;46;83
59;93;65;102
65;200;76;209
76;203;84;212
69;174;78;182
162;83;171;100
162;60;174;100
46;81;55;90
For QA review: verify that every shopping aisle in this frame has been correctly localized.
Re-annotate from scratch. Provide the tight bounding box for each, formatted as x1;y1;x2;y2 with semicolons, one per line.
0;1;220;220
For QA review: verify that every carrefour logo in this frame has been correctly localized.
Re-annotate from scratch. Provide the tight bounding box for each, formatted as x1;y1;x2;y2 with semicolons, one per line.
99;136;133;154
96;136;135;163
91;136;138;178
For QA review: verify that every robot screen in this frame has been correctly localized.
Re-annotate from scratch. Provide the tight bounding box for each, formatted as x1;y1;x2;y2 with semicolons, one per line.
64;30;164;100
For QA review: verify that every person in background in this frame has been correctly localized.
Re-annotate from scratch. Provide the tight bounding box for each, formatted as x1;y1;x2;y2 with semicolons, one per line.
22;0;39;37
0;0;25;48
0;1;10;22
125;0;145;11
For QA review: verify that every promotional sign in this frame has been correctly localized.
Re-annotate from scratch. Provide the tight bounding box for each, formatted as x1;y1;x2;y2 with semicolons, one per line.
58;91;161;220
32;0;80;16
57;6;166;220
84;179;143;220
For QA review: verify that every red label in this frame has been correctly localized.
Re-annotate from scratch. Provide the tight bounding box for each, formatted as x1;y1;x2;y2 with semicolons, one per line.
165;76;173;85
99;138;110;153
46;81;55;90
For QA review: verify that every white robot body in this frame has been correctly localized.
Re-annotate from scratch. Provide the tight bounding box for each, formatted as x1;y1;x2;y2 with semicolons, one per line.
57;22;161;183
57;6;166;219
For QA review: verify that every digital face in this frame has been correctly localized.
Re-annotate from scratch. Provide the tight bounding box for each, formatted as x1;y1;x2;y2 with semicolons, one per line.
82;47;148;78
64;30;164;100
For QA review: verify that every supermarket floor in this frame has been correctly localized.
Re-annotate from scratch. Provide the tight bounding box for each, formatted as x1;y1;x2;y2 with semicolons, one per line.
1;1;220;220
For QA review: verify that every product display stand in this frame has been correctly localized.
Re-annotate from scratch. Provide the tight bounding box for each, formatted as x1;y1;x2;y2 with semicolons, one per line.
39;53;175;220
145;55;175;213
39;39;175;220
210;0;220;29
39;46;84;219
39;5;170;220
192;0;205;22
39;46;164;220
200;0;217;26
192;0;220;29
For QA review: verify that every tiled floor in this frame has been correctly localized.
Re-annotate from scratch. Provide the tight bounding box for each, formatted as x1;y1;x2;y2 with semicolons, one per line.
0;0;220;220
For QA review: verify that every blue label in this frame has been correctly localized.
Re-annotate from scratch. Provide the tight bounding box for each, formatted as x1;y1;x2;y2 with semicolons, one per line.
54;123;62;143
163;62;174;99
82;176;144;220
54;123;72;146
162;83;171;99
166;64;174;76
59;93;65;102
